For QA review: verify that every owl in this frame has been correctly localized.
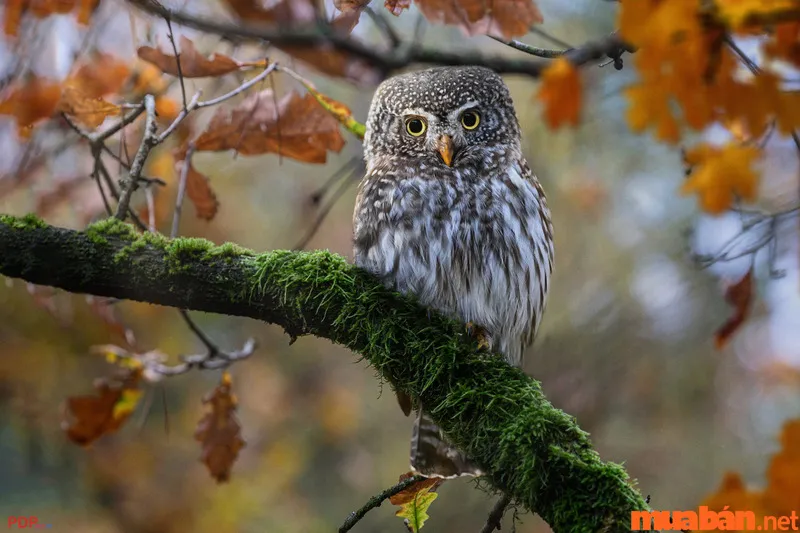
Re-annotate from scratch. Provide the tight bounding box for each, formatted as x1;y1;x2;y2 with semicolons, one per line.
353;66;554;478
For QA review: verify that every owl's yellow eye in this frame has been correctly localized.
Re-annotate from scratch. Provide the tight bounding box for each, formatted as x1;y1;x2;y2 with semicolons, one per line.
405;117;427;137
461;110;480;130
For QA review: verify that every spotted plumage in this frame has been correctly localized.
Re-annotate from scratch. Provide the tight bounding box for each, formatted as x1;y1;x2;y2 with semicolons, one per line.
353;66;554;478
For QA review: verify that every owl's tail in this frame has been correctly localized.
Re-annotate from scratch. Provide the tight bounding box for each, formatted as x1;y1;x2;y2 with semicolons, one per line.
410;405;485;478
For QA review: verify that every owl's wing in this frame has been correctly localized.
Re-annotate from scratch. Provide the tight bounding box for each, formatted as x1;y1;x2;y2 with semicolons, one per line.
516;158;554;362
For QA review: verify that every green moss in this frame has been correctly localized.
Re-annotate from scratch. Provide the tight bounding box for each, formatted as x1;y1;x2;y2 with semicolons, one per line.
203;241;252;263
0;213;47;230
161;237;215;273
86;218;138;246
245;251;649;531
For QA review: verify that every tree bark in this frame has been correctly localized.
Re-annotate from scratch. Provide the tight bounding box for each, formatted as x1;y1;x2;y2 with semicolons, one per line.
0;214;648;532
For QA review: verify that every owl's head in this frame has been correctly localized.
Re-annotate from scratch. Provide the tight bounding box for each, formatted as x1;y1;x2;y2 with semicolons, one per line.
363;66;521;172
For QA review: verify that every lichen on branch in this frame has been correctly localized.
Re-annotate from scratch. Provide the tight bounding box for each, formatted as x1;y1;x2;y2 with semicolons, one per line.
0;215;649;532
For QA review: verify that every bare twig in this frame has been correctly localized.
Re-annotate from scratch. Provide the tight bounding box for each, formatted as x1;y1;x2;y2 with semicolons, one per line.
364;6;400;49
529;27;574;49
480;494;512;533
144;187;156;232
116;95;158;220
127;0;631;78
157;91;201;143
165;18;189;110
308;155;362;206
339;475;426;533
92;102;147;144
171;142;195;237
196;61;278;108
489;35;564;58
293;159;362;250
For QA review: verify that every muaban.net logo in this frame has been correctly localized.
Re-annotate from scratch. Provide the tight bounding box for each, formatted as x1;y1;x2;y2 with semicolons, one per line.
7;517;52;529
631;508;800;531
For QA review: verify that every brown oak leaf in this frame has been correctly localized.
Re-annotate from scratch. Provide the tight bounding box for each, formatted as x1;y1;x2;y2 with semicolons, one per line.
194;372;246;483
58;86;120;129
137;35;267;78
63;367;143;447
715;269;753;349
194;90;346;164
415;0;543;39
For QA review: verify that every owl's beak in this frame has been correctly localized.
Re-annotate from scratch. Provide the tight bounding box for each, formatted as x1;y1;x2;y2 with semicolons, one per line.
436;134;454;167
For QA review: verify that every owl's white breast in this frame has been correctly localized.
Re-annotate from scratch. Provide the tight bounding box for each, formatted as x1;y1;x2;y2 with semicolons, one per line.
354;160;553;365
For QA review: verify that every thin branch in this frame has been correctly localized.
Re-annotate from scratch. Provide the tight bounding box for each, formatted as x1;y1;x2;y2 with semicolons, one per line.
529;27;574;49
307;155;362;206
196;61;278;108
157;91;201;143
171;142;195;238
126;0;631;78
92;102;146;144
480;494;512;533
115;95;158;220
489;35;564;58
165;18;189;110
293;159;362;250
364;6;400;49
338;475;426;533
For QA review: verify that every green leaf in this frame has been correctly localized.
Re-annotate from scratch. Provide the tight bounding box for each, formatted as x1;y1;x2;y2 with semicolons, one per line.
394;485;438;532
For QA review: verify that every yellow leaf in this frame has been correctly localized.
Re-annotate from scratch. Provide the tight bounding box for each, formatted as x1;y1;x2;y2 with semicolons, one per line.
112;388;143;419
305;84;366;140
395;489;438;532
716;0;797;30
681;143;760;214
536;57;582;129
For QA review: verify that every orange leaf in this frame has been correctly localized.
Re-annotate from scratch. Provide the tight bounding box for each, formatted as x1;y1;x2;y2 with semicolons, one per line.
63;367;143;447
701;419;800;530
681;142;760;215
58;85;120;129
714;269;753;349
414;0;543;39
389;473;443;506
764;419;800;513
129;60;169;97
0;76;62;131
29;0;76;17
384;0;411;16
76;0;99;24
194;372;246;483
537;57;582;129
194;90;346;163
137;35;267;78
155;95;180;125
4;0;26;36
68;53;131;98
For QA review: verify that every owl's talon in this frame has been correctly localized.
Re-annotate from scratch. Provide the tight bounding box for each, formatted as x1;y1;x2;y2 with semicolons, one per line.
465;322;491;351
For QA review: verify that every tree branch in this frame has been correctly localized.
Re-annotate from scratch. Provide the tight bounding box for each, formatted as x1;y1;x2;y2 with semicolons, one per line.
0;215;649;532
339;474;426;533
126;0;631;78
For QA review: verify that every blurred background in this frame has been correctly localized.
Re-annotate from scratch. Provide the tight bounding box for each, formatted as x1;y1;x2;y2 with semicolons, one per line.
1;1;799;532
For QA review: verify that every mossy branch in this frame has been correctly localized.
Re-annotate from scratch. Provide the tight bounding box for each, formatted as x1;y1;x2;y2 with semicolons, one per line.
0;215;648;532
